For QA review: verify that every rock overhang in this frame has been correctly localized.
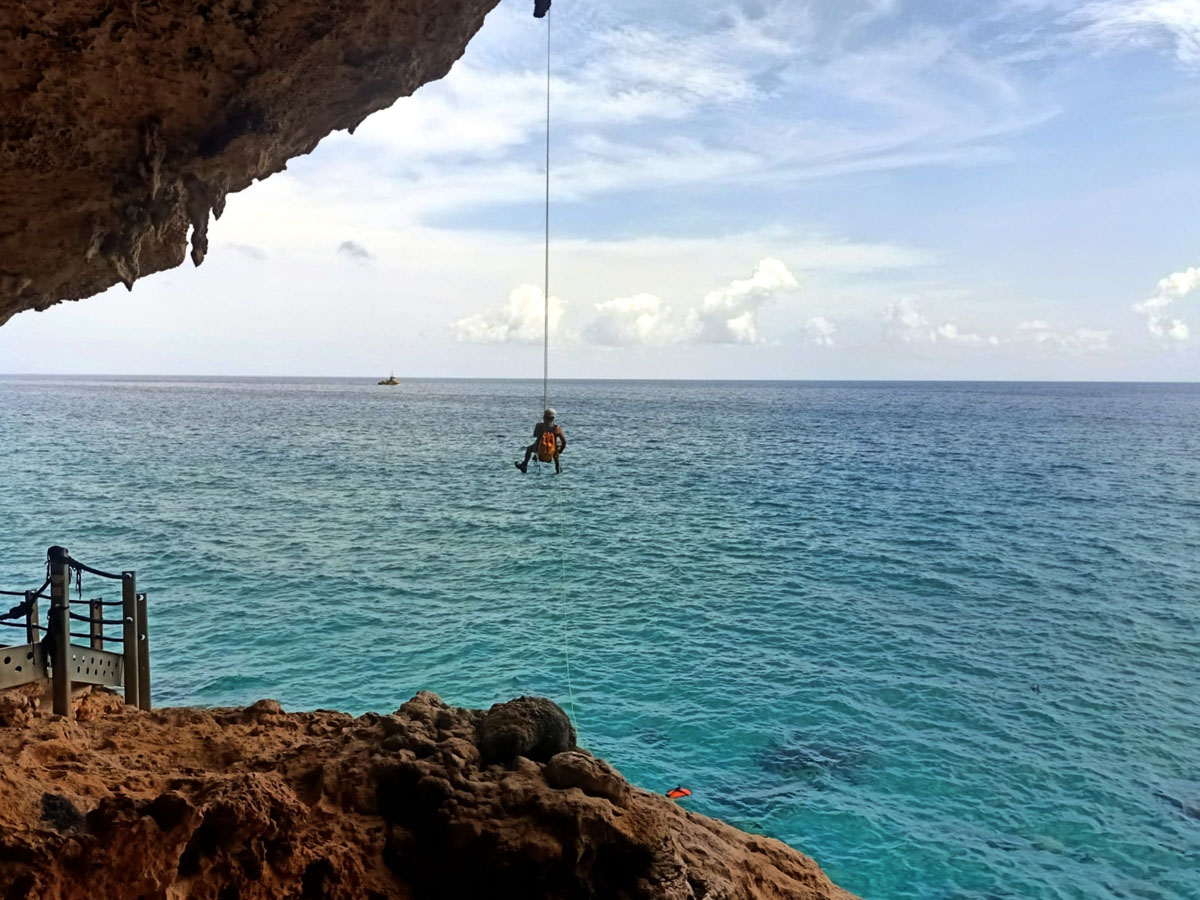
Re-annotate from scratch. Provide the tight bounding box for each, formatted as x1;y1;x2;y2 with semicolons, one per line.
0;0;503;326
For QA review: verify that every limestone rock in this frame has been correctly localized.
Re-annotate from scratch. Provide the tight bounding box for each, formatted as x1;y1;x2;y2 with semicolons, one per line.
478;695;578;764
73;685;123;721
544;750;632;807
0;687;860;900
0;682;41;727
0;0;502;325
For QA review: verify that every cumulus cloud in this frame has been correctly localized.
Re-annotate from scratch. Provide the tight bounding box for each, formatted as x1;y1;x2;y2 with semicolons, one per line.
1132;265;1198;342
585;293;680;346
1018;320;1112;352
882;302;1111;353
451;284;567;344
882;297;1000;345
685;258;800;344
580;258;801;347
934;322;998;345
882;297;932;341
338;240;374;263
805;316;838;347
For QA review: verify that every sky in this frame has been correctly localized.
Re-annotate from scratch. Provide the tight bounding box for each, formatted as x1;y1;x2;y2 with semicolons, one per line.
3;0;1200;379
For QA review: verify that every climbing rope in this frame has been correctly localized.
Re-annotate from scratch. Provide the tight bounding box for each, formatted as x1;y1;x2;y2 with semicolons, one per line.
528;3;577;740
547;10;578;738
559;496;579;737
542;5;552;413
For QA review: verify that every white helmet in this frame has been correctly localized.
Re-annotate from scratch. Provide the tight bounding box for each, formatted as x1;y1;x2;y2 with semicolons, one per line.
543;408;557;419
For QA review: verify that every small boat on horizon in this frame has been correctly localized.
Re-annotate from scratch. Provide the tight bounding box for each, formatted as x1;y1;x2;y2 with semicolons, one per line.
378;372;400;385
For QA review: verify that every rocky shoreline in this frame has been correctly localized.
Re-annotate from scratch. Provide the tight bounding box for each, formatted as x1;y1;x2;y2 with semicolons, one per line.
0;685;856;899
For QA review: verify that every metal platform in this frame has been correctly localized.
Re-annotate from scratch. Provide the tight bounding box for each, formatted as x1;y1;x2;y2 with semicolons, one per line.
0;642;44;690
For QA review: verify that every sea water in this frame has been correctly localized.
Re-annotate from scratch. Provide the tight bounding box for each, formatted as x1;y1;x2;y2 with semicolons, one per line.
0;377;1197;900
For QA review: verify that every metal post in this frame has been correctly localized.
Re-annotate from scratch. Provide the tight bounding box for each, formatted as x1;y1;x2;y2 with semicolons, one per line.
24;590;39;646
89;599;103;650
48;546;71;718
121;571;139;707
135;592;150;711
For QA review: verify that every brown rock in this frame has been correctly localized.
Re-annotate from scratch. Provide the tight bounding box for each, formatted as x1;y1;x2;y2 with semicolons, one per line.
0;682;41;727
0;0;502;325
73;685;123;721
241;697;285;719
544;750;632;808
0;687;859;900
478;695;577;764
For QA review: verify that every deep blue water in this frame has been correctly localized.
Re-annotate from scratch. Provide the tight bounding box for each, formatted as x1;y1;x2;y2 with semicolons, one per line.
1;377;1198;900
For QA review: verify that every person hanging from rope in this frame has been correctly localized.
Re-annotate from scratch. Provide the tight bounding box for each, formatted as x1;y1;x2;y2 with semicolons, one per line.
534;0;551;17
515;408;566;474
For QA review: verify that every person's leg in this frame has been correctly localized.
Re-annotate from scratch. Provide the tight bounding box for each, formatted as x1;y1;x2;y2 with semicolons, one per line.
515;442;535;472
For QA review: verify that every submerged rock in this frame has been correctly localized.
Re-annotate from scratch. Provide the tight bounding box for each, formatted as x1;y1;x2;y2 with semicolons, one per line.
757;739;873;784
0;686;858;900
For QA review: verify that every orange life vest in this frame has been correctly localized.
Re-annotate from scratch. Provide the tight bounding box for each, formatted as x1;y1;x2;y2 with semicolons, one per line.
537;429;558;462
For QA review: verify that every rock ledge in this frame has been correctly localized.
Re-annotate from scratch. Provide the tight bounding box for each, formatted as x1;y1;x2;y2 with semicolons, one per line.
0;686;858;900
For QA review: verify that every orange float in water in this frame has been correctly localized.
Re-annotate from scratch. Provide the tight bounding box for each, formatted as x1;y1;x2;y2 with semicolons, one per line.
666;786;692;800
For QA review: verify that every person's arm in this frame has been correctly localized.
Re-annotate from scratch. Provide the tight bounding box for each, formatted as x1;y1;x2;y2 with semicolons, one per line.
556;427;567;452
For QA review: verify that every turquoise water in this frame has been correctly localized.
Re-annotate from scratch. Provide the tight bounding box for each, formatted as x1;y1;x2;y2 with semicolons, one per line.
1;377;1197;900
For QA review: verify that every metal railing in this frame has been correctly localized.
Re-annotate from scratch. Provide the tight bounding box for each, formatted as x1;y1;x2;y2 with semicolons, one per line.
0;546;151;719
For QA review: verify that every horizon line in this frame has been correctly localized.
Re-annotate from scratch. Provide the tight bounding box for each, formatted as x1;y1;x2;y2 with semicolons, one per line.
1;373;1198;385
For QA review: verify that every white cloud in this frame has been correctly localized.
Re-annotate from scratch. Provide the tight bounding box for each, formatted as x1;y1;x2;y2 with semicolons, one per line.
1132;265;1198;342
1068;327;1116;351
342;14;767;164
884;297;1001;345
883;305;1111;353
1072;1;1200;68
585;293;682;346
883;296;933;341
1019;319;1113;352
805;316;838;347
686;258;800;344
579;258;803;347
934;322;996;344
303;2;1059;223
1018;319;1055;337
451;284;566;344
